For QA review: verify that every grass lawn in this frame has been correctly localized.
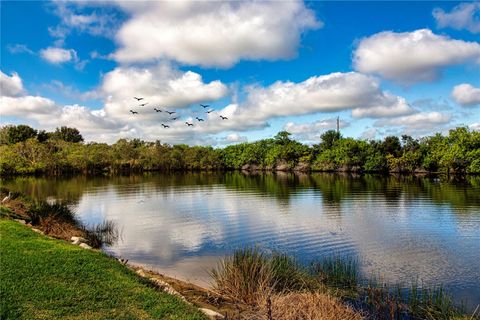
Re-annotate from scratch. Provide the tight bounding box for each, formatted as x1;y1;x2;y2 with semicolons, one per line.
0;219;206;320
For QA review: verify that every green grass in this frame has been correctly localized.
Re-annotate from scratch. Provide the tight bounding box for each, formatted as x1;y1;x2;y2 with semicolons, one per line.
0;219;206;320
311;255;359;290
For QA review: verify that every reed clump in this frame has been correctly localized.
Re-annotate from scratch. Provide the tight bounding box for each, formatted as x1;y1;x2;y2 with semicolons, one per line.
311;255;359;290
211;248;469;319
210;247;276;305
364;280;466;320
237;292;362;320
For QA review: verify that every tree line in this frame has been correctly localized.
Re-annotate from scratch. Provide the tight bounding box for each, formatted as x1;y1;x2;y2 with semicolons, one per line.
0;124;479;175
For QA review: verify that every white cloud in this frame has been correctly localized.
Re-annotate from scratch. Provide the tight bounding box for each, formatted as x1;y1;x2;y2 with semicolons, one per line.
7;44;35;55
154;72;412;137
354;29;480;83
1;71;24;97
284;118;348;134
112;0;321;67
48;1;119;44
375;112;452;131
1;95;57;116
452;83;480;106
99;63;228;122
283;118;350;143
433;2;480;33
40;47;77;64
470;122;480;131
361;128;377;140
223;133;248;144
0;68;424;145
0;70;125;140
351;96;413;118
238;72;412;122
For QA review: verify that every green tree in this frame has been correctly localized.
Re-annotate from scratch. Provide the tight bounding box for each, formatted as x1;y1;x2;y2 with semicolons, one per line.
37;130;51;143
319;130;341;150
382;136;401;157
274;131;292;145
0;125;37;145
51;126;84;143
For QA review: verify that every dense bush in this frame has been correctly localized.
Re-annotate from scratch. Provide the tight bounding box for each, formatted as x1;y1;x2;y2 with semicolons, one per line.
1;125;479;175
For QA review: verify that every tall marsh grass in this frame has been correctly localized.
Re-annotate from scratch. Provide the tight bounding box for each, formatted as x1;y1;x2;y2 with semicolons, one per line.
211;248;468;319
210;247;276;305
311;255;359;290
364;279;466;320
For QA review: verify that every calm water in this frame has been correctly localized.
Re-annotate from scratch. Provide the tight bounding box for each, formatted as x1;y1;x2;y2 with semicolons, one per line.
5;173;480;308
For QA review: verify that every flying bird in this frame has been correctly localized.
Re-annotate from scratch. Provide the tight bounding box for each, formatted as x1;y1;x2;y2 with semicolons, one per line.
200;104;209;109
171;117;179;120
185;122;194;126
205;110;214;114
130;110;138;114
161;124;170;128
165;111;176;115
139;103;148;107
153;108;162;112
134;97;144;101
196;117;204;122
220;115;228;120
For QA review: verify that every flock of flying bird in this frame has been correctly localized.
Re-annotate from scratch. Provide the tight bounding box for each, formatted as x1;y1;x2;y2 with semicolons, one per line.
129;97;228;128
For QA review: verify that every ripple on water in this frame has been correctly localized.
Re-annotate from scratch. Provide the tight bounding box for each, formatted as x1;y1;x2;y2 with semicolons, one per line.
6;173;480;309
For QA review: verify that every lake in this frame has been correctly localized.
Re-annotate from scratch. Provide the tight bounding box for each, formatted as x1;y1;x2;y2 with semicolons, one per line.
4;172;480;309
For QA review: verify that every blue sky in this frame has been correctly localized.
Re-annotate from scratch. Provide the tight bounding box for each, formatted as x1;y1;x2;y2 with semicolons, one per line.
1;1;479;145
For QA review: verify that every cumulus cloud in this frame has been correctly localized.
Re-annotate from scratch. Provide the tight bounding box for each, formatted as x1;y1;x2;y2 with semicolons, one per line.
433;2;480;33
226;133;247;143
452;83;480;106
142;72;412;137
1;96;57;116
238;72;412;122
361;128;377;140
0;70;125;140
1;71;24;97
0;68;419;145
354;29;480;83
44;80;97;101
112;0;321;67
2;66;232;145
99;63;228;122
375;112;452;133
48;1;120;45
40;47;77;64
283;118;350;143
470;122;480;131
219;133;248;145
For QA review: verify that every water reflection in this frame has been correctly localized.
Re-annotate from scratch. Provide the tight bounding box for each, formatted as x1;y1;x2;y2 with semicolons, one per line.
4;173;480;307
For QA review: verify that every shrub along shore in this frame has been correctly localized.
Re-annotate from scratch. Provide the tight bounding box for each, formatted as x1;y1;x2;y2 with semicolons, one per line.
1;189;476;319
1;125;479;176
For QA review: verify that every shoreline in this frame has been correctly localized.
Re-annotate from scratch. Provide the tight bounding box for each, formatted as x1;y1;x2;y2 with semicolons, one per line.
1;189;475;319
0;192;354;319
2;167;479;178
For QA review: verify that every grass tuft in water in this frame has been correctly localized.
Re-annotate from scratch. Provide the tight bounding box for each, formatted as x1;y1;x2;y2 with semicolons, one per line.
311;255;359;290
211;248;356;306
364;278;466;320
82;220;120;248
270;252;308;292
